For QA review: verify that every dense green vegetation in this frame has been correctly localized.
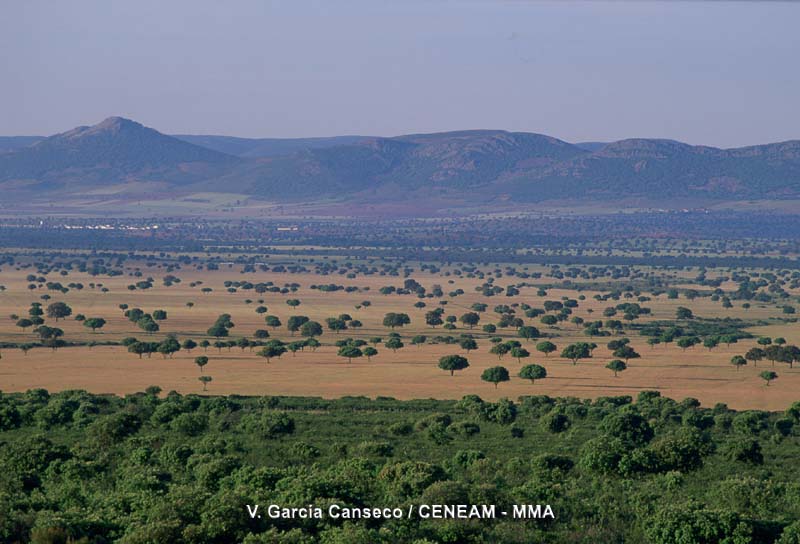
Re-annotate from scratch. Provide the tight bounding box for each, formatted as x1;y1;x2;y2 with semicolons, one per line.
2;389;800;543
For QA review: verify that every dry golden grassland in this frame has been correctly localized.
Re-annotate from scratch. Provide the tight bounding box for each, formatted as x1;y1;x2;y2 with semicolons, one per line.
0;263;797;409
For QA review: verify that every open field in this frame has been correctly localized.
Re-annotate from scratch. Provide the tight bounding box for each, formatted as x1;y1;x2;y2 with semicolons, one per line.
2;342;797;411
2;259;798;410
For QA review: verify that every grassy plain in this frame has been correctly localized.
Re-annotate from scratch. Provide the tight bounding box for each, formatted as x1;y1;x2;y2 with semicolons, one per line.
0;263;798;410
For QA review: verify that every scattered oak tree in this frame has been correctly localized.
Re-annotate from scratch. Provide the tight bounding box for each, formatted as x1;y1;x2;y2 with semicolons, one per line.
519;364;547;384
438;355;469;376
481;366;510;388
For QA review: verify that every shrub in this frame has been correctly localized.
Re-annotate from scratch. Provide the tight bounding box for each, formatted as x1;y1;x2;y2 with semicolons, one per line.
541;412;571;433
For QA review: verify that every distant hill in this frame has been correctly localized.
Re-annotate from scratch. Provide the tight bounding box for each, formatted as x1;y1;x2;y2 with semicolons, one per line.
222;130;589;198
1;117;799;206
504;138;800;201
574;141;609;152
173;134;371;158
0;117;240;190
0;136;45;154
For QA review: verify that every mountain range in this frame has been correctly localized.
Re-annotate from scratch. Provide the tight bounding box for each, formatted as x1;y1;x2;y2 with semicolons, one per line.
1;117;799;207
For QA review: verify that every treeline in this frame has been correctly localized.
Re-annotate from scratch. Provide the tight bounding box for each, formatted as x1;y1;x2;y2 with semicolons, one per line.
1;390;800;543
4;212;800;267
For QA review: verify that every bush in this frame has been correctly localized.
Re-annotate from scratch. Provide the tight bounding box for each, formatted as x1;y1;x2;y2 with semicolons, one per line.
89;413;142;443
241;411;295;439
775;418;794;436
357;441;394;457
388;422;413;436
732;411;769;435
171;413;208;436
449;421;480;437
415;413;452;431
291;442;321;460
452;449;486;468
580;436;625;474
533;454;574;475
723;438;764;465
601;411;654;446
378;461;447;498
541;412;571;433
646;502;751;544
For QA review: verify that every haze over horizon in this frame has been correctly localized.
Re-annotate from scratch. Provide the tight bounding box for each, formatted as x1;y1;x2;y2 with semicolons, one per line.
4;0;800;147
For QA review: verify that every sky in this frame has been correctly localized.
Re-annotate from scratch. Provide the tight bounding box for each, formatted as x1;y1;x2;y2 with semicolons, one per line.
2;0;799;147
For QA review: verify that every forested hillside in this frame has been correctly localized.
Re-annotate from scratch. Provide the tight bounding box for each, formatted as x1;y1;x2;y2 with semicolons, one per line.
1;390;799;543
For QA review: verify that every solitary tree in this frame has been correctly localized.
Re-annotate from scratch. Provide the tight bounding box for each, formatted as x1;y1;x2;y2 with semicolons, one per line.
613;345;640;363
36;325;63;341
561;343;592;365
425;311;444;328
677;337;698;351
287;316;309;336
459;312;480;329
606;359;627;377
540;315;558;327
385;337;404;352
301;321;324;338
438;354;469;376
288;341;304;356
459;338;478;353
198;375;212;391
510;347;531;363
730;355;747;371
46;302;72;321
383;312;411;329
207;323;228;338
760;370;778;386
182;339;198;353
518;326;540;342
264;315;282;329
519;364;547;384
481;366;510;388
325;317;347;334
337;345;363;363
158;337;181;358
195;356;209;374
128;342;148;359
259;345;286;363
676;307;694;320
363;346;378;361
536;341;557;357
490;343;510;360
16;318;33;332
237;337;252;351
83;317;106;332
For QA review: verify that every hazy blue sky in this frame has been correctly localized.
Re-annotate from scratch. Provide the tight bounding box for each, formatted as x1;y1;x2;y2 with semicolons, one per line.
3;1;799;147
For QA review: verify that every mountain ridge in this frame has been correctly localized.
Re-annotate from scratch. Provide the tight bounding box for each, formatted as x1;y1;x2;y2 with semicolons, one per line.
1;117;799;205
